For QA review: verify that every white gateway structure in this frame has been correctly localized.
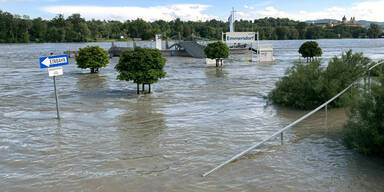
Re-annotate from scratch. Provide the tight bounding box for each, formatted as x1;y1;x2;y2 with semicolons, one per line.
220;9;275;63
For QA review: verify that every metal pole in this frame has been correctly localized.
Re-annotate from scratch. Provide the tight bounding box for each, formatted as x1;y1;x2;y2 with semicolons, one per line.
257;32;260;63
368;70;371;92
325;105;327;121
251;42;253;61
53;76;60;119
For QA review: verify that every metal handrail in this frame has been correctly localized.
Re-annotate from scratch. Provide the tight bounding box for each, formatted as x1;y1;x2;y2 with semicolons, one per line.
202;61;384;177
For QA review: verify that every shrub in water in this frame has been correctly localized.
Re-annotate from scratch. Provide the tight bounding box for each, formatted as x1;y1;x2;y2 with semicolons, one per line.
344;75;384;156
268;59;327;110
268;50;374;110
324;50;372;107
204;41;229;67
76;46;109;73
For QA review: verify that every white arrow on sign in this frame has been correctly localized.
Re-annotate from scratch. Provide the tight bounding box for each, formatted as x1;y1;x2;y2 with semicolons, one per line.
41;57;51;67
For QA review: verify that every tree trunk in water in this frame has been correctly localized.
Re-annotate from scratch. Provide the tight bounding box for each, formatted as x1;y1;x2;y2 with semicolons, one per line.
137;83;139;94
90;68;99;73
149;84;151;93
142;84;145;93
216;59;219;67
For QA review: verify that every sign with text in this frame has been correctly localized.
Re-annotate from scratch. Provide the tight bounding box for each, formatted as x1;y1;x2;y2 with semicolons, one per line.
48;67;63;77
40;54;69;68
224;32;255;43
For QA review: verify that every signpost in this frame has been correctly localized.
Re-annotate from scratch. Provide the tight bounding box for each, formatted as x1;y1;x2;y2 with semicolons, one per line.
40;54;69;119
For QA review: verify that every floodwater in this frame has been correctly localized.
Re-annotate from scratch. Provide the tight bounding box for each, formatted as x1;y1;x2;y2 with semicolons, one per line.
1;39;384;192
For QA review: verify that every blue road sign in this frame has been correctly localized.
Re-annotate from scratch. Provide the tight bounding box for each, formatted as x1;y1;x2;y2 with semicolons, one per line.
40;54;69;68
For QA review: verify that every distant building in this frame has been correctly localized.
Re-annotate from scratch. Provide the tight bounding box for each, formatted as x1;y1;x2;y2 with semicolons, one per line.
314;16;365;28
332;16;365;27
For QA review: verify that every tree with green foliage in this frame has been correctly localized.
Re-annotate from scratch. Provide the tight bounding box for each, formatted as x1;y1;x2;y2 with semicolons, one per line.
204;41;229;67
299;41;322;62
344;74;384;156
269;50;373;110
0;10;380;43
268;59;327;110
76;46;109;73
115;47;166;94
368;23;381;38
324;50;372;107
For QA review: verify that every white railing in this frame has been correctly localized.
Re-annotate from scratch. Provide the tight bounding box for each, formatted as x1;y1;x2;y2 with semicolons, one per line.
202;61;384;177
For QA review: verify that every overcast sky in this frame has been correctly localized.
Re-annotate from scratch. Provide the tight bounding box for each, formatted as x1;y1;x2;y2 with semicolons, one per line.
1;0;384;21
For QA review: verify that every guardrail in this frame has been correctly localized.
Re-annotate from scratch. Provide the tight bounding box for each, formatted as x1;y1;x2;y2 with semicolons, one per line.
202;61;384;177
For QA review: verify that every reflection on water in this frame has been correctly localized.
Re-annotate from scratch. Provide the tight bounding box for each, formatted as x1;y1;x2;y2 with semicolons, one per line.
205;67;227;78
0;39;384;191
75;73;108;92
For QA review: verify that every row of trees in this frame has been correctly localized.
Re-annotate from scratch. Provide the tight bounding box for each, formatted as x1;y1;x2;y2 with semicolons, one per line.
76;46;166;94
1;10;383;43
76;40;227;92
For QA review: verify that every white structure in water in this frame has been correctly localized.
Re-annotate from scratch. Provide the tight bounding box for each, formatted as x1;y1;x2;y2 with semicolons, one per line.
155;34;162;50
258;44;275;62
223;9;274;63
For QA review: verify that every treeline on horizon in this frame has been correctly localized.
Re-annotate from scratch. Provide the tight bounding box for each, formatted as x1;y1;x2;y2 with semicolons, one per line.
0;10;383;43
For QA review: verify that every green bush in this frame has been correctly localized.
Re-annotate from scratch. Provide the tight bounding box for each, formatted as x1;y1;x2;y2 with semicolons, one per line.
268;50;374;110
344;75;384;156
324;50;372;107
204;41;229;67
298;41;322;62
115;47;166;94
369;60;384;77
269;59;327;110
76;46;109;73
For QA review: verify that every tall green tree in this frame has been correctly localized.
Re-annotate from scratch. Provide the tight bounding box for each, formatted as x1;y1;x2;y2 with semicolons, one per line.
115;47;166;94
368;23;381;38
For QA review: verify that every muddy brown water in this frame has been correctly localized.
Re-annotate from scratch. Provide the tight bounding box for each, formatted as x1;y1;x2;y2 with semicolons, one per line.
1;39;384;192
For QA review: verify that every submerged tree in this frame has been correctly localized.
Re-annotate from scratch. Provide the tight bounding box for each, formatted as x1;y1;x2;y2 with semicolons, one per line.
115;47;166;94
324;50;372;107
268;50;374;110
204;41;229;67
76;46;109;73
268;59;327;110
344;74;384;156
298;41;322;62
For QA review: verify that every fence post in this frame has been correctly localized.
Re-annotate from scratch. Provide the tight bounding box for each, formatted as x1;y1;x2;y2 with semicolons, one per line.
324;105;327;121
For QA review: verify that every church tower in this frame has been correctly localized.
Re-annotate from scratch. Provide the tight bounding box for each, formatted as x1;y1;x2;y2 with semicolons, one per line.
342;16;347;23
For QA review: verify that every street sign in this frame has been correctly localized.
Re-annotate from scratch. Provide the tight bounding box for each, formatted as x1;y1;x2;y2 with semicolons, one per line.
48;67;63;77
223;32;256;43
40;54;69;68
39;54;69;119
